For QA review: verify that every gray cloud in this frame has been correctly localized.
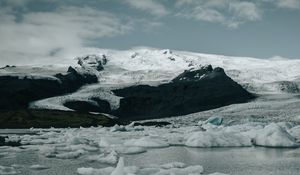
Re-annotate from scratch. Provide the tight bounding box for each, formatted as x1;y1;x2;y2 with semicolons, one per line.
175;0;262;28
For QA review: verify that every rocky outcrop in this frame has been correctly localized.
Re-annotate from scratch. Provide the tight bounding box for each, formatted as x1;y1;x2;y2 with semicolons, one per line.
0;76;63;110
0;66;98;110
77;54;107;71
112;65;255;120
55;66;98;92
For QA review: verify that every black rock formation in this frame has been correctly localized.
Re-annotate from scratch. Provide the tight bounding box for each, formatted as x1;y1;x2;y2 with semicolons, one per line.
0;67;98;110
112;65;255;120
55;66;98;92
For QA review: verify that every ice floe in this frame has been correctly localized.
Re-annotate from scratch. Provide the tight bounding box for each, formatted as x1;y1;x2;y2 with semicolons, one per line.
87;150;118;164
2;120;300;175
253;123;300;148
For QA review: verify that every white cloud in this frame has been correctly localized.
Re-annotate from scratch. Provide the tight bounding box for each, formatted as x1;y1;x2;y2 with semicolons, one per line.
191;7;225;22
229;2;262;21
0;6;133;65
175;0;263;28
125;0;169;16
276;0;300;9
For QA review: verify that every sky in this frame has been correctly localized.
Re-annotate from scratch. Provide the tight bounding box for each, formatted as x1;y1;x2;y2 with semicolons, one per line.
0;0;300;65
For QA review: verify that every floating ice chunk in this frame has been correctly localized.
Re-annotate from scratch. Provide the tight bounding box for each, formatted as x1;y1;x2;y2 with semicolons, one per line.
114;146;147;154
185;131;251;147
202;116;223;126
253;123;299;148
124;137;169;148
29;164;49;170
56;149;86;159
110;125;127;132
160;162;186;169
87;150;118;164
208;173;230;175
77;167;114;175
0;165;19;175
39;146;57;158
276;122;293;130
154;165;204;175
289;125;300;141
111;157;125;175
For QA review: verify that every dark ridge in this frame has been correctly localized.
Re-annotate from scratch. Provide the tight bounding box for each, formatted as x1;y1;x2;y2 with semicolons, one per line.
112;65;255;120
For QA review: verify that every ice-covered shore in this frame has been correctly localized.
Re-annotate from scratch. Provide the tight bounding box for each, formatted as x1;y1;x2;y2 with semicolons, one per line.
2;118;299;174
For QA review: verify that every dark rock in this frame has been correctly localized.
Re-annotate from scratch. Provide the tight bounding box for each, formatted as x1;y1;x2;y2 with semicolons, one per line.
5;140;21;147
64;101;100;113
92;98;112;113
0;136;20;147
112;65;255;120
133;121;171;127
0;136;5;146
0;66;98;110
55;66;98;92
0;76;64;109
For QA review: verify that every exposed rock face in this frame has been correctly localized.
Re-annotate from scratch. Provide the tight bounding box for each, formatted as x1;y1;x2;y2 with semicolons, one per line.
172;65;214;82
55;66;98;92
77;54;107;71
0;67;98;110
112;66;255;120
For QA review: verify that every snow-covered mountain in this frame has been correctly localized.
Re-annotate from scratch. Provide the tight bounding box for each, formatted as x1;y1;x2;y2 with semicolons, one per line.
2;47;300;113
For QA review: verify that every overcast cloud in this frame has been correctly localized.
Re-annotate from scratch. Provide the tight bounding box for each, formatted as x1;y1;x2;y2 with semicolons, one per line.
0;0;299;65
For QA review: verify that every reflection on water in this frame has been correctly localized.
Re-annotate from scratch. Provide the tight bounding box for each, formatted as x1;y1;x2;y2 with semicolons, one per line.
125;147;300;175
0;146;300;175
